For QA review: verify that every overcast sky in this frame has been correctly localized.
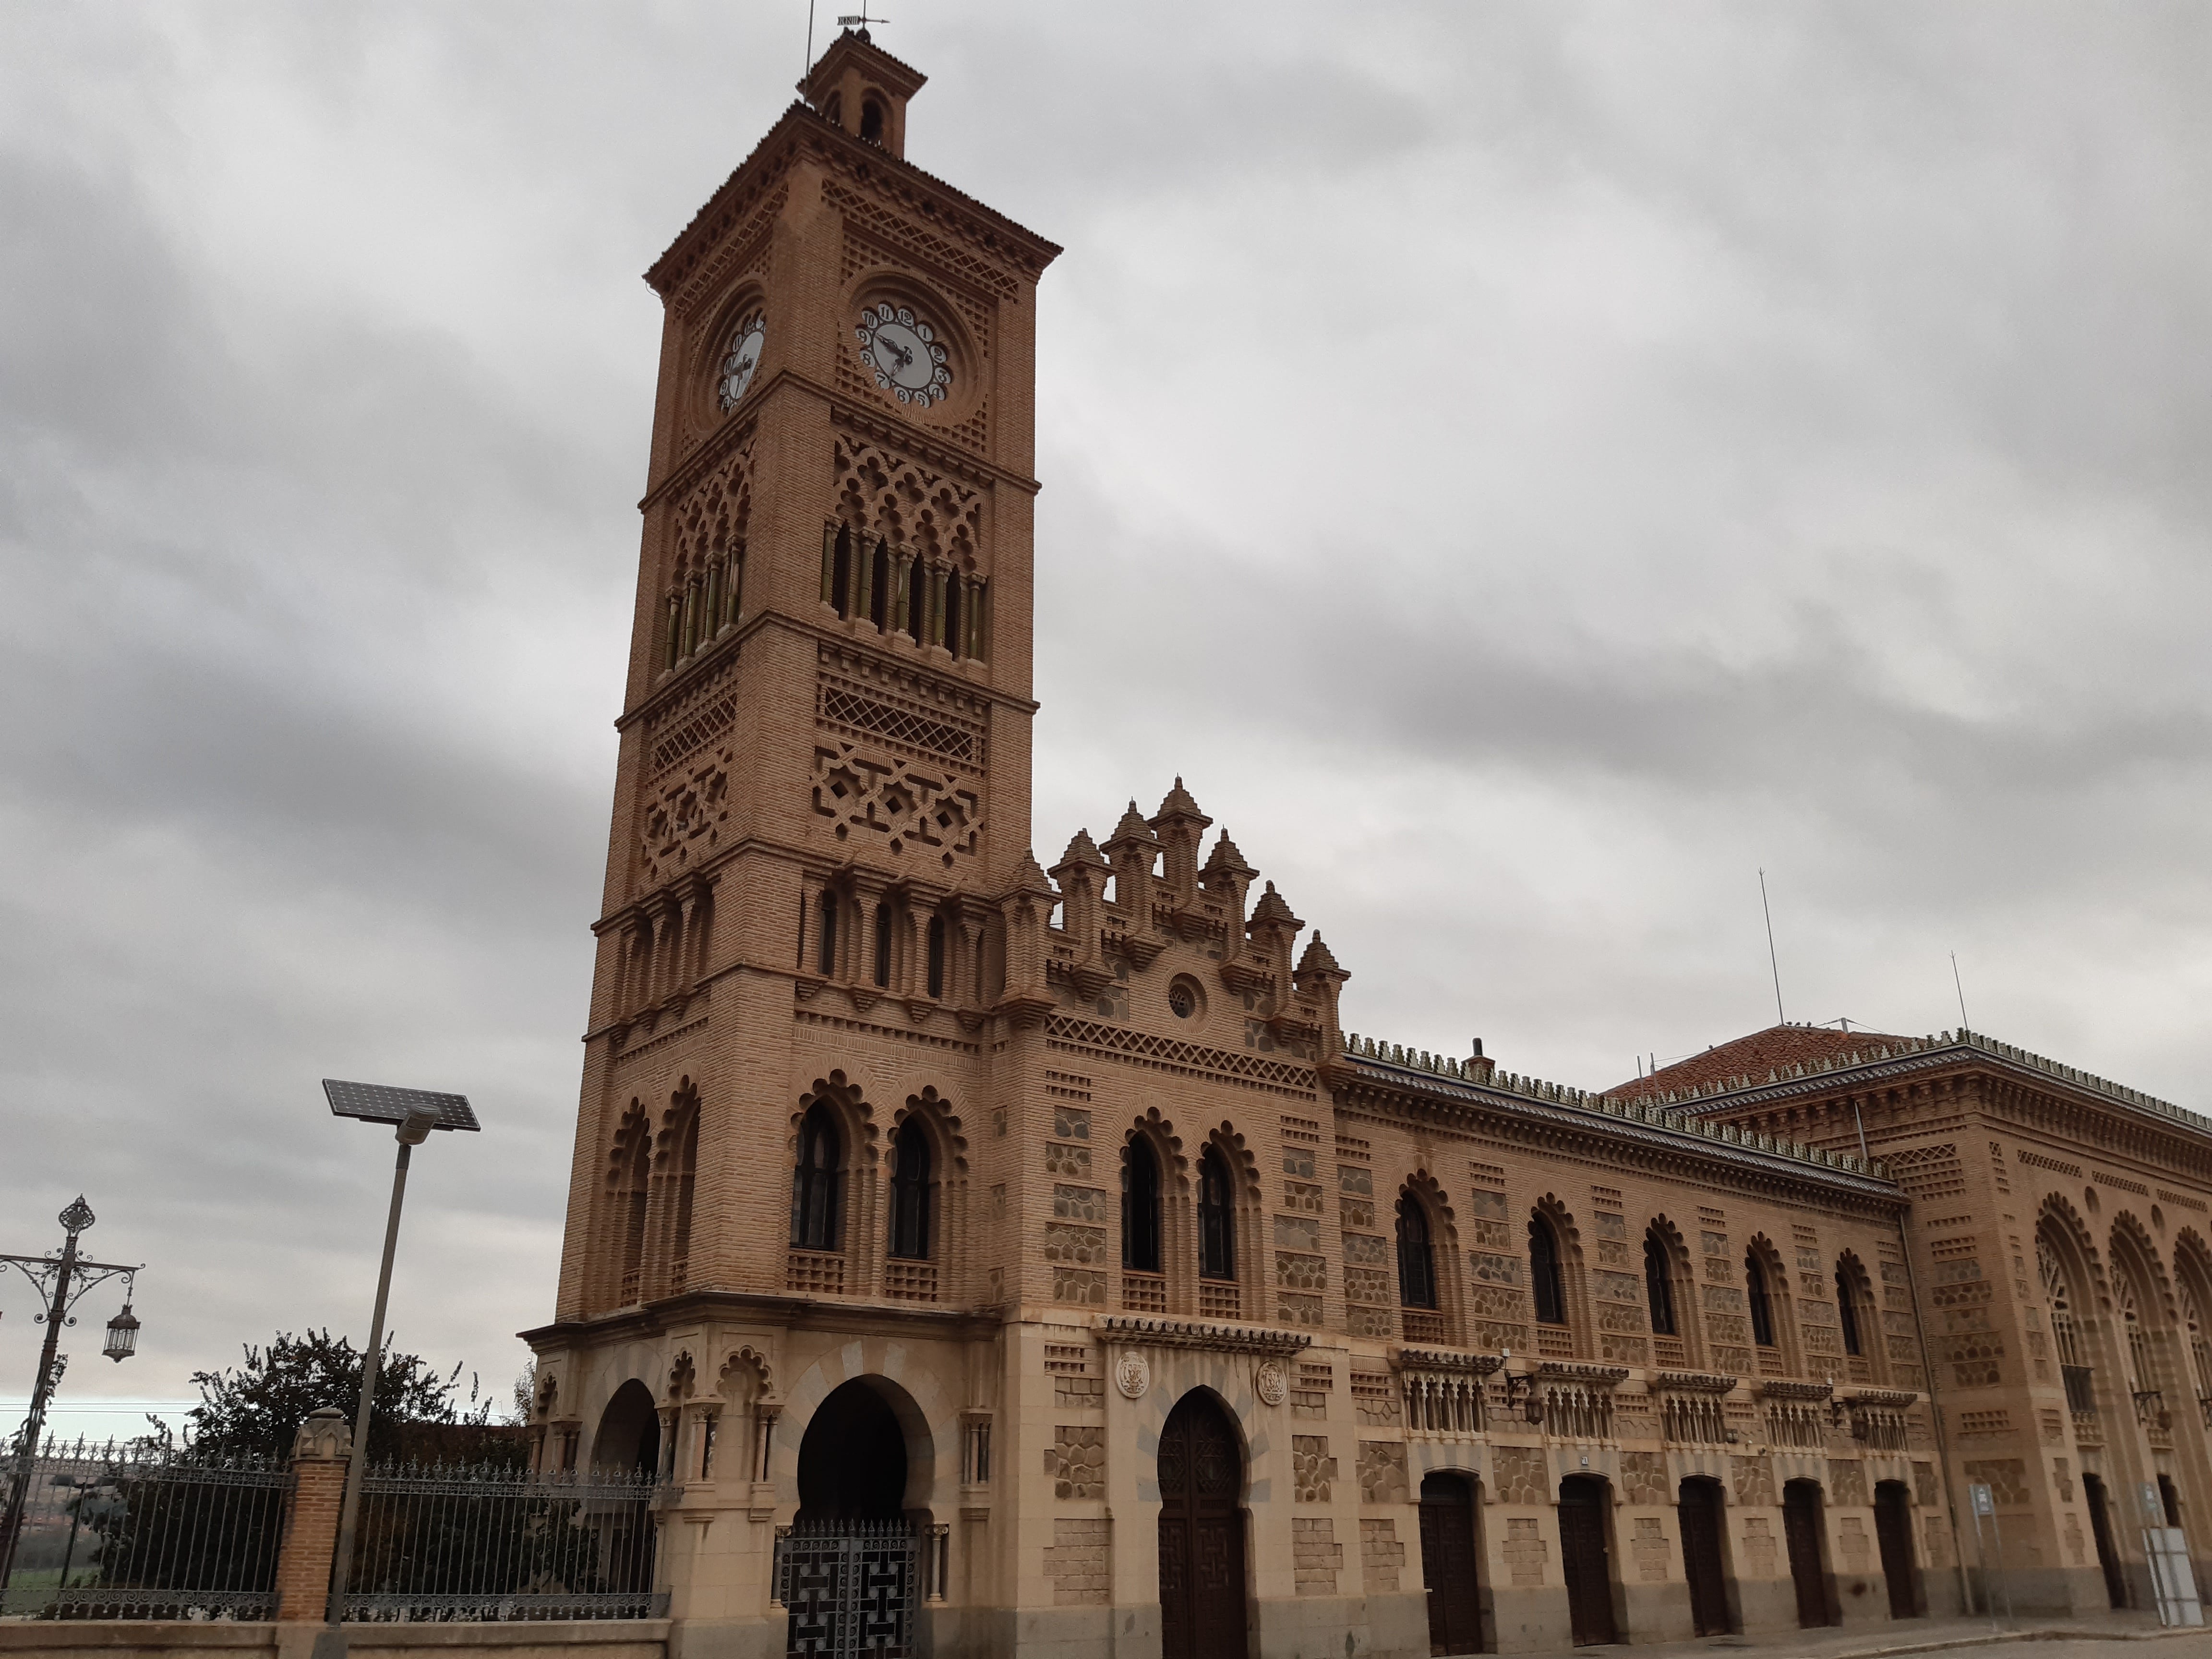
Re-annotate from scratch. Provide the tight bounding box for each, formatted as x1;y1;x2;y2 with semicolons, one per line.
4;1;2208;1434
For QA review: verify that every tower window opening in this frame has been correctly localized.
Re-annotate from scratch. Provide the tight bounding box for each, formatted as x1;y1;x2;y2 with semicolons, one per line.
1645;1230;1677;1337
830;526;853;618
665;593;683;671
874;901;892;987
1396;1193;1437;1310
1836;1260;1863;1357
1747;1251;1776;1348
926;914;946;998
860;99;885;144
1122;1135;1162;1274
791;1105;841;1252
1198;1145;1234;1281
943;575;963;661
870;542;890;630
888;1119;932;1261
1530;1214;1566;1327
817;889;840;977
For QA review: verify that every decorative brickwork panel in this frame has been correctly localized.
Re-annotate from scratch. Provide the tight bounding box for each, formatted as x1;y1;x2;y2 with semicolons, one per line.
1336;1309;1389;1345
1357;1442;1409;1504
1056;1374;1104;1409
1044;1223;1106;1266
1731;1455;1775;1507
1963;1459;2031;1506
1294;1518;1341;1596
1470;1251;1522;1286
1601;1334;1650;1365
1275;1215;1322;1250
1340;1165;1373;1197
1620;1452;1667;1506
1054;1267;1105;1306
1803;1323;1840;1357
1491;1446;1545;1507
1344;1232;1388;1265
1047;1427;1104;1499
810;739;982;863
1597;1301;1647;1334
1829;1459;1867;1506
1052;1104;1090;1139
1352;1370;1397;1425
1277;1251;1327;1291
1281;1292;1323;1327
1702;1284;1744;1313
1052;1184;1106;1223
1043;1518;1109;1606
1045;1142;1091;1178
1913;1462;1938;1507
1632;1516;1670;1581
1293;1363;1332;1420
1286;1180;1327;1216
1944;1332;2005;1388
1504;1517;1548;1586
1292;1436;1336;1502
1361;1519;1405;1593
1344;1266;1391;1306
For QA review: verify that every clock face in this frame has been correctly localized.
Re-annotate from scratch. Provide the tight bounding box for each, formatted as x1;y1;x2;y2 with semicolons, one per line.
855;303;952;406
717;316;766;410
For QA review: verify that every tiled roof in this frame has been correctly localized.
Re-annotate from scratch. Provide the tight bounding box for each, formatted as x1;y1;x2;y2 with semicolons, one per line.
1609;1024;1912;1102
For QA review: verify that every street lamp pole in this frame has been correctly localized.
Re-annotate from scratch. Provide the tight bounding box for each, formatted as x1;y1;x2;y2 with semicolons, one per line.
317;1080;478;1647
0;1198;143;1594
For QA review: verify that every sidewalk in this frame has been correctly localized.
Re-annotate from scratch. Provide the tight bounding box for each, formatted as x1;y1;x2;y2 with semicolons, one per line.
1582;1610;2210;1659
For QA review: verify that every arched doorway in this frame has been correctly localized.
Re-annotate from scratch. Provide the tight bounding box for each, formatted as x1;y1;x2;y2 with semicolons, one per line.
796;1378;911;1521
1157;1390;1247;1659
588;1381;661;1595
1874;1480;1919;1619
1678;1477;1733;1635
1419;1471;1482;1654
2084;1473;2128;1608
1556;1475;1616;1646
591;1378;661;1475
782;1379;927;1656
1783;1479;1833;1628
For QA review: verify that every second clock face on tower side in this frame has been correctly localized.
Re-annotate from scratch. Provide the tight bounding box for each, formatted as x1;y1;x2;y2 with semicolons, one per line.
717;315;766;410
855;303;952;406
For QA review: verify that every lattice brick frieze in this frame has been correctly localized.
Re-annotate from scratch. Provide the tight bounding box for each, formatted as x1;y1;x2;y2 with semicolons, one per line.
642;755;734;884
832;430;985;567
812;740;983;866
1043;1015;1320;1094
819;682;982;769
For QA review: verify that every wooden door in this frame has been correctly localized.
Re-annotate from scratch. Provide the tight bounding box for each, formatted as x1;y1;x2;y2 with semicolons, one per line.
1677;1479;1732;1635
1783;1481;1832;1629
1158;1392;1247;1659
1419;1473;1482;1654
1557;1476;1617;1647
1874;1482;1918;1620
2085;1475;2128;1609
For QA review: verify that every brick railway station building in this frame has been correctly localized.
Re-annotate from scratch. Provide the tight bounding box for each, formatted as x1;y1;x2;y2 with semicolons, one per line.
521;30;2212;1657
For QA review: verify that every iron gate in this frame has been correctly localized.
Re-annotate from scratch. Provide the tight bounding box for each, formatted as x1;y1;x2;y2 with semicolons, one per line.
774;1521;945;1657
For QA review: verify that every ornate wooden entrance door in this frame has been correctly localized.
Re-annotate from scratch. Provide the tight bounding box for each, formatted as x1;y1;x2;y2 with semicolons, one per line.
1874;1481;1918;1619
1557;1476;1617;1647
1419;1473;1482;1654
1677;1479;1732;1635
1157;1392;1247;1659
1783;1481;1832;1628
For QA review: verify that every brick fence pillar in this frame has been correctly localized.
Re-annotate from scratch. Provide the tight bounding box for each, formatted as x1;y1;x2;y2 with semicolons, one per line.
275;1407;352;1623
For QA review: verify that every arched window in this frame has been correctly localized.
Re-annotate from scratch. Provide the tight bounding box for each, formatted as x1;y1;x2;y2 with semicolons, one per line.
618;1114;650;1302
1645;1230;1677;1337
1397;1193;1438;1309
1122;1135;1162;1273
670;1109;699;1288
1835;1259;1863;1357
1198;1146;1234;1281
873;901;892;988
870;541;890;630
790;1106;841;1252
860;98;885;144
2183;1279;2212;1407
1530;1214;1566;1327
926;914;946;998
817;889;839;977
887;1119;931;1261
2119;1273;2155;1397
1746;1251;1776;1348
830;525;852;617
944;576;963;661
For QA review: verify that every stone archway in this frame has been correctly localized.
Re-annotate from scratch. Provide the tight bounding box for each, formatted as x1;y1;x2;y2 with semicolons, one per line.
590;1378;661;1475
1157;1389;1247;1659
781;1374;935;1658
796;1377;913;1522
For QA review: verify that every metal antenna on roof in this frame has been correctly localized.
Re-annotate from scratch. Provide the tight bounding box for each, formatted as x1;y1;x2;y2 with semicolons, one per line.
805;0;816;85
1950;951;1970;1031
1758;868;1786;1025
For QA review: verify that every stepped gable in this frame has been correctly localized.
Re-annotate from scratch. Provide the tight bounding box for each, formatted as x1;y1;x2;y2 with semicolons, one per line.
1609;1022;1912;1102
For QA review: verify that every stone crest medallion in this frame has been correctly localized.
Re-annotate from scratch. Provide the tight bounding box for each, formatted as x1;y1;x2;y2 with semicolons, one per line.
1254;1359;1287;1407
1114;1349;1151;1400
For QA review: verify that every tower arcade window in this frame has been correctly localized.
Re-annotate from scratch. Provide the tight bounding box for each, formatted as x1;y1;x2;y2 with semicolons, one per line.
888;1119;931;1261
817;890;840;977
1645;1230;1677;1338
860;98;886;144
1746;1252;1777;1348
1198;1146;1234;1282
1835;1260;1863;1357
1122;1135;1162;1274
671;1107;698;1290
791;1106;842;1252
926;914;946;998
873;901;892;988
1530;1215;1566;1327
1396;1193;1438;1310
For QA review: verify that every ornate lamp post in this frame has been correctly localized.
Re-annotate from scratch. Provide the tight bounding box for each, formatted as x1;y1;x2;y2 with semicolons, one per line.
0;1197;144;1592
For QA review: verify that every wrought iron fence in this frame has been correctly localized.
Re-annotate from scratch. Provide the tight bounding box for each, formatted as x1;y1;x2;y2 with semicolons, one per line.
343;1461;667;1622
0;1436;291;1620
